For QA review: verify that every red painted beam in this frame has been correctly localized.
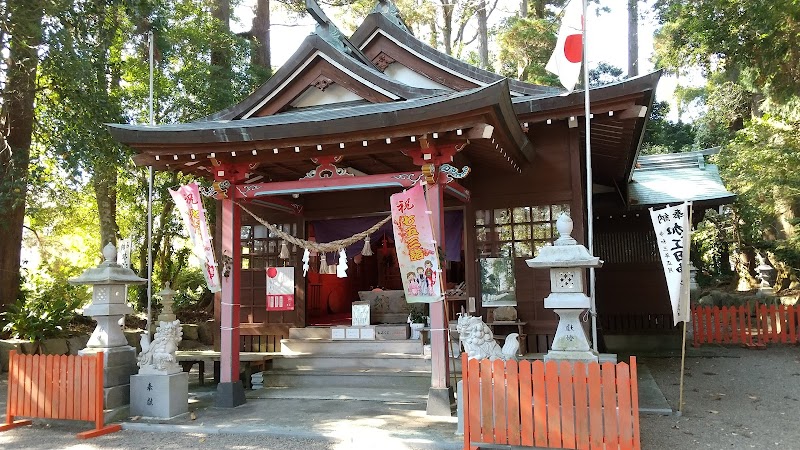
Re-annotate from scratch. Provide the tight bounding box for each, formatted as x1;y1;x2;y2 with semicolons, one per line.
233;171;425;198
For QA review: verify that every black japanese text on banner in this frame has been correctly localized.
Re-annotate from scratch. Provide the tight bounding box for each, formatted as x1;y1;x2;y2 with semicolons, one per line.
650;202;692;325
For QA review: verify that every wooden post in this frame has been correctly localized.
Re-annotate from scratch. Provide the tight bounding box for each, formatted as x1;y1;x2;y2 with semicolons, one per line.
218;195;245;407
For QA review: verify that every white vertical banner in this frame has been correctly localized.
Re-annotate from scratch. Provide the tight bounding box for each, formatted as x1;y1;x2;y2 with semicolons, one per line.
650;202;692;325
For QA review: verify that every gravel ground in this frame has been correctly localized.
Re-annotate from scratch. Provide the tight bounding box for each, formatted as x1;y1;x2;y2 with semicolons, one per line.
640;345;800;449
2;346;799;449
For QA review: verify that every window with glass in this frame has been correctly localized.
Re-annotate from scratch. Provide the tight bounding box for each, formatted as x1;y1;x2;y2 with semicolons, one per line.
475;204;571;258
240;223;297;269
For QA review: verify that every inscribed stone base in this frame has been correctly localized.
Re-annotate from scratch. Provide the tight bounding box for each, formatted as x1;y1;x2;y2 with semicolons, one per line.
375;324;409;340
543;349;599;363
130;372;188;419
426;386;454;417
215;381;246;408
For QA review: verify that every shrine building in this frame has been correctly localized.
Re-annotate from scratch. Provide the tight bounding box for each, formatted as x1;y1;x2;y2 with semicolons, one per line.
108;0;730;411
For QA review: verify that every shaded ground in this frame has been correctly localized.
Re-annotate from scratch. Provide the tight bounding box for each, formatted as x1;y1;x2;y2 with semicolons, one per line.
640;345;800;448
1;345;799;449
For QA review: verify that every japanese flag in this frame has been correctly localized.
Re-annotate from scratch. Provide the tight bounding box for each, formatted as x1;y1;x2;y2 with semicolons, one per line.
546;0;584;91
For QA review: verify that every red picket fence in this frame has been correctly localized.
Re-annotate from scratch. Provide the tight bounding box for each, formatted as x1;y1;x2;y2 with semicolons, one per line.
691;304;756;347
462;355;640;450
0;351;121;439
755;303;800;344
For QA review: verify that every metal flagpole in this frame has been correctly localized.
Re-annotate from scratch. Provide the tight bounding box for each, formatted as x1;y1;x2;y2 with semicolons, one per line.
678;202;693;415
581;0;598;353
146;30;155;339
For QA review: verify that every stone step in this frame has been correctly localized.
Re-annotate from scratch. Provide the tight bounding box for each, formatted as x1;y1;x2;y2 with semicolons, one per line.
262;368;432;390
288;327;331;340
247;385;429;403
280;338;422;355
273;353;433;371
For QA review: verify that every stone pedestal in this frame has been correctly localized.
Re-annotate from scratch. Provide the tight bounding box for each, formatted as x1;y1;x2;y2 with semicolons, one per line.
130;372;188;419
79;346;138;409
544;309;598;363
427;386;455;417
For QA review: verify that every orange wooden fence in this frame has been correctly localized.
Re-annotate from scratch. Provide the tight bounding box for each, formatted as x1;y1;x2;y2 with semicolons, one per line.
755;303;800;344
0;351;121;439
691;304;755;347
462;355;640;450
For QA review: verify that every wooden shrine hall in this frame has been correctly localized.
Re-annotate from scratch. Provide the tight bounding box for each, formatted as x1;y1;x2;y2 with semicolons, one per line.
108;0;662;412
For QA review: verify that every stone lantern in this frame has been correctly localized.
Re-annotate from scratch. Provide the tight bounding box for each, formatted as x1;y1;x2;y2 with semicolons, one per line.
157;283;177;322
756;254;776;297
526;214;602;363
69;243;146;410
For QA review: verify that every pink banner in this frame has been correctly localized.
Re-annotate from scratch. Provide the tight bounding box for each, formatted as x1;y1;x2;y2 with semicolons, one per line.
390;183;442;303
169;183;221;293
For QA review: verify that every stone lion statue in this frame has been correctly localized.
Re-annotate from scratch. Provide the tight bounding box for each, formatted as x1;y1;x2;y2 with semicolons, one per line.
137;320;183;375
456;314;519;361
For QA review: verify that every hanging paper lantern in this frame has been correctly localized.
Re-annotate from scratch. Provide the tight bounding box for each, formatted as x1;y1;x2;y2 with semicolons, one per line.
336;249;348;278
361;236;373;256
279;240;290;259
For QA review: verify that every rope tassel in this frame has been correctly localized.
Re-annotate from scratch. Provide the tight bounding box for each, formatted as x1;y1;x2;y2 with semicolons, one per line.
319;253;329;274
361;236;373;256
279;240;290;259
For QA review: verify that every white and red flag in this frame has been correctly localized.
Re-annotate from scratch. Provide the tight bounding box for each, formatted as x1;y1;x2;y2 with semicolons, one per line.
546;0;584;91
169;182;221;293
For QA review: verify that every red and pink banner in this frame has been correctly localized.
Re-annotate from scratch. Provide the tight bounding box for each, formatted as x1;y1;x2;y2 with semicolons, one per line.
169;183;221;293
390;183;442;303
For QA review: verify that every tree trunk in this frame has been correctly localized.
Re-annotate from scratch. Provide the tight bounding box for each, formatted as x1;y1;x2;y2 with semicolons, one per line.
440;0;453;55
477;0;489;69
520;0;527;18
627;0;638;77
532;0;545;19
93;167;118;251
0;0;43;309
210;0;232;110
251;0;270;72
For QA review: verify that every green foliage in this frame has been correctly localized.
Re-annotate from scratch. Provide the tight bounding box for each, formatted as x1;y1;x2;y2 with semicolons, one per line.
408;308;427;324
641;101;697;155
653;0;800;102
171;266;211;312
1;270;87;341
588;62;623;88
496;16;558;85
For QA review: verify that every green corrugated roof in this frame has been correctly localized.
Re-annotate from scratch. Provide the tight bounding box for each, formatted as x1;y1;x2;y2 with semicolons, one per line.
628;151;735;208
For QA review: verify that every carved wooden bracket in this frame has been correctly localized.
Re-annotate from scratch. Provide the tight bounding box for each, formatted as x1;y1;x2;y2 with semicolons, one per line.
311;75;334;91
372;52;396;72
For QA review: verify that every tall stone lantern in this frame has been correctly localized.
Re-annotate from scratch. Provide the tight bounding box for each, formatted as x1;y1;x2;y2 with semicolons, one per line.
69;243;146;410
526;214;602;363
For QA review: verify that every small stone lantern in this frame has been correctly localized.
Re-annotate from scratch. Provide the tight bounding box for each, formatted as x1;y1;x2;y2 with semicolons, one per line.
69;243;146;410
157;283;177;322
526;214;602;363
756;254;776;297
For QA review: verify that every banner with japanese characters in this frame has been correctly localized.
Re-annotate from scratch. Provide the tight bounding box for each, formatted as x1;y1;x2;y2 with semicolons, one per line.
390;183;442;303
169;183;221;293
650;202;692;325
266;267;295;311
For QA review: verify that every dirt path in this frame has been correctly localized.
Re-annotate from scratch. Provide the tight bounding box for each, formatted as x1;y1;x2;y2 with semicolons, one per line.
640;345;800;448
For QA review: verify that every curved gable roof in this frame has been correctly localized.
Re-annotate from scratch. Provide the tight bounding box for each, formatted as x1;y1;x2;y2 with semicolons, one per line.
204;32;447;121
351;11;563;97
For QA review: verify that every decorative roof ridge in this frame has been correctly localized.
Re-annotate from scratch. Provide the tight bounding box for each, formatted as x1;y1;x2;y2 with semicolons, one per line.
369;0;412;35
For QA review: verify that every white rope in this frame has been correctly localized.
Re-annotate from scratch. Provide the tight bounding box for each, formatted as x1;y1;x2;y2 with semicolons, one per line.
237;202;391;253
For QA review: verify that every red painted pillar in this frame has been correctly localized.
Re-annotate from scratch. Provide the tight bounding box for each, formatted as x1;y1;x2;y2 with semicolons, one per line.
217;196;245;406
425;179;454;416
